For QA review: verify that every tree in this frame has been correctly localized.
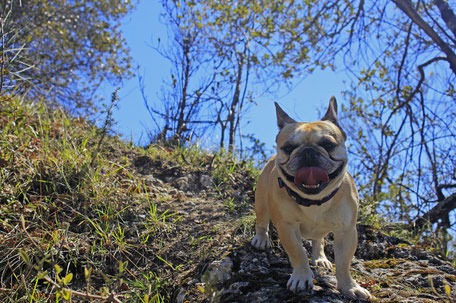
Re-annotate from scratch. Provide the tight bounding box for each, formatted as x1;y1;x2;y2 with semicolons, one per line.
192;0;365;152
154;0;353;151
141;0;223;145
313;0;456;242
0;0;135;112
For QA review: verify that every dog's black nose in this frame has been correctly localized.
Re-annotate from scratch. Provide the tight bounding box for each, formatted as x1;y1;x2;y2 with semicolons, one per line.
299;147;320;167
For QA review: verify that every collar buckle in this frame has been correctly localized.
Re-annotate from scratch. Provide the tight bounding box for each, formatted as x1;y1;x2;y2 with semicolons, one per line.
278;177;285;188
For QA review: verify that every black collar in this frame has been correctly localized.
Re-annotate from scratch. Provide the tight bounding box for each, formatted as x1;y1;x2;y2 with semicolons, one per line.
278;177;339;207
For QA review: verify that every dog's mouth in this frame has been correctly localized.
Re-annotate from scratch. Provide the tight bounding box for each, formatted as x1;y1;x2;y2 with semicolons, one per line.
281;163;345;194
294;167;329;189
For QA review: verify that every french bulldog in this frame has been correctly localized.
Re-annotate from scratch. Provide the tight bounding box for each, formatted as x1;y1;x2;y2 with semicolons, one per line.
251;97;371;300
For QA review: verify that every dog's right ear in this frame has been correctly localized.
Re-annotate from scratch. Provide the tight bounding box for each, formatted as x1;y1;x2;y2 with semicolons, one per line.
275;102;296;130
322;96;338;124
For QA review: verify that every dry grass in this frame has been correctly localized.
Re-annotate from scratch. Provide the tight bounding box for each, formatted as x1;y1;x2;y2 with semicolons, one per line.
0;95;258;302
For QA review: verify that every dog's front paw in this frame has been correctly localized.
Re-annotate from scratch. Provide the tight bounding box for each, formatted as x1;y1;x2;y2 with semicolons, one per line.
251;233;271;250
339;283;371;300
287;269;314;293
311;257;332;269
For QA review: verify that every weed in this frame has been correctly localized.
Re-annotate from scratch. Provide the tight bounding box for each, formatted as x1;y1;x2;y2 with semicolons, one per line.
223;197;236;212
90;88;120;167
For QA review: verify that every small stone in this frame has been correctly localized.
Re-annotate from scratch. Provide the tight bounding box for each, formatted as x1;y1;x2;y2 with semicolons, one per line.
134;156;152;168
200;174;213;188
175;177;189;191
203;257;233;285
176;287;186;303
229;282;249;291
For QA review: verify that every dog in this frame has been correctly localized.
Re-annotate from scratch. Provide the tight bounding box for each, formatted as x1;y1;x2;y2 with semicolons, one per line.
251;97;371;300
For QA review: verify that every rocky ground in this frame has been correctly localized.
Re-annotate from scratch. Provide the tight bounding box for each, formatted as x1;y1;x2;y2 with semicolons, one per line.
132;154;456;303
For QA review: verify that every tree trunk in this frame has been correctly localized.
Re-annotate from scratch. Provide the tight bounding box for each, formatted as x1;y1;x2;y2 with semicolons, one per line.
175;37;191;142
414;193;456;229
220;124;226;149
227;53;244;153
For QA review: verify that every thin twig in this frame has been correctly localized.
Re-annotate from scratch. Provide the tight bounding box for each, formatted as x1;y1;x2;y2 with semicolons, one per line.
42;275;124;303
19;215;39;250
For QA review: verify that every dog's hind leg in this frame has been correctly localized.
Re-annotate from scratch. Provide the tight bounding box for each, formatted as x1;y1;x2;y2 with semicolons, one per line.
311;238;332;268
251;181;271;250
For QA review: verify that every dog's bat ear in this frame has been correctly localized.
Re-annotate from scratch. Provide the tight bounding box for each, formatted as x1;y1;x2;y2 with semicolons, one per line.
323;96;347;140
275;102;296;130
322;96;338;123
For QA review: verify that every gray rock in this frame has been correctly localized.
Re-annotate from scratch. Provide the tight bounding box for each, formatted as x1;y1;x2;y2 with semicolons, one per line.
203;257;233;286
200;174;212;188
168;188;178;196
174;176;189;191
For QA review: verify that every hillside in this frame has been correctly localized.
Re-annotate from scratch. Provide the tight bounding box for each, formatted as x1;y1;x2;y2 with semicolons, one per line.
0;96;455;302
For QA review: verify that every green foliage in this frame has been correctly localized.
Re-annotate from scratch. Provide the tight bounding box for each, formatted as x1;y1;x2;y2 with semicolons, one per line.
184;0;351;74
0;0;135;112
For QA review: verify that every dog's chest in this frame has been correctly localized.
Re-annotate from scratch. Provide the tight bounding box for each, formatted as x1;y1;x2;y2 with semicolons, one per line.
299;219;330;238
297;213;330;238
294;205;346;238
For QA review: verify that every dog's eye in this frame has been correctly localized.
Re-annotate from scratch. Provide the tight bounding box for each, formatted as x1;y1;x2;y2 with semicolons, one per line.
282;144;296;154
320;140;337;151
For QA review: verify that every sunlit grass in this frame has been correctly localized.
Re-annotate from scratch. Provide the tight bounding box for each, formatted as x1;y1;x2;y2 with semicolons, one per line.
0;95;261;302
0;96;178;302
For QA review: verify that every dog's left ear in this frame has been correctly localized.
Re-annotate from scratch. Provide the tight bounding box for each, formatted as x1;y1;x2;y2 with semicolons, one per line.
322;96;347;140
322;96;338;123
275;102;296;130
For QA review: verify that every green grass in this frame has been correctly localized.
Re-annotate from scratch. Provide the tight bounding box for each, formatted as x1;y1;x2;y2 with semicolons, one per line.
0;95;260;302
0;97;173;302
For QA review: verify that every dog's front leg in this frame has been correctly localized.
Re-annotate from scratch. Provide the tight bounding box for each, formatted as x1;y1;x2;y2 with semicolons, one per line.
334;226;371;300
251;223;271;250
277;222;313;293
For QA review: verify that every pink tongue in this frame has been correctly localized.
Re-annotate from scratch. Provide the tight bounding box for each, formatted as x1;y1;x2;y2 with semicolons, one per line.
294;167;329;186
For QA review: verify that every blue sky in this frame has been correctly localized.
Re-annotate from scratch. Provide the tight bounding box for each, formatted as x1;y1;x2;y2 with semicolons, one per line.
104;0;348;153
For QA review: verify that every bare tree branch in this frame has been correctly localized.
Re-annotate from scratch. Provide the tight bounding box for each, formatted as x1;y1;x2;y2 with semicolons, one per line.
434;0;456;40
393;0;456;75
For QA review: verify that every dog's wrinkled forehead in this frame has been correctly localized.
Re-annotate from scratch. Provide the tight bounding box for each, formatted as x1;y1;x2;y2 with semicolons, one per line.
276;120;343;146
